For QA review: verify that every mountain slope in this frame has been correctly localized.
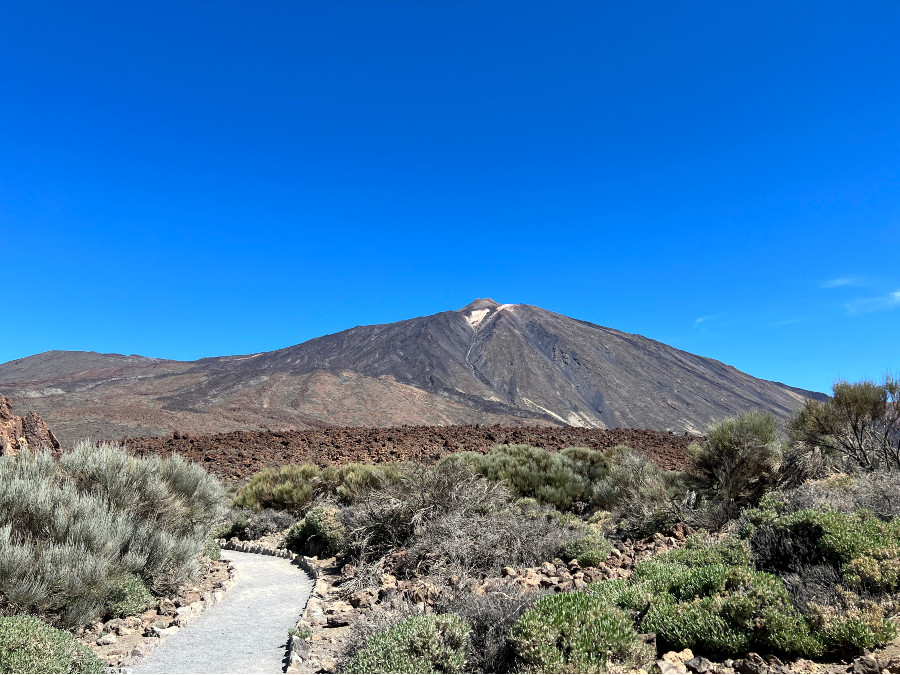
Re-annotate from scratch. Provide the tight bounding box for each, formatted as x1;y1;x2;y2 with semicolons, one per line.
0;300;823;445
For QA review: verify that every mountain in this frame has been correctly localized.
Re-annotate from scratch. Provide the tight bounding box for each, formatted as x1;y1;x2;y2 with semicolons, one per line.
0;299;824;447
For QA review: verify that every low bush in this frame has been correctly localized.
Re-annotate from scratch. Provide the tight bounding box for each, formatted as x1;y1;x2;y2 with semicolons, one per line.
342;460;573;580
203;537;221;561
216;508;295;541
458;444;623;510
0;443;224;627
583;534;895;658
286;505;347;556
807;596;897;651
560;531;612;567
434;582;546;673
775;472;900;521
639;567;823;656
234;462;406;513
509;591;654;673
690;410;783;524
0;615;104;673
105;573;154;618
753;508;900;593
346;613;471;673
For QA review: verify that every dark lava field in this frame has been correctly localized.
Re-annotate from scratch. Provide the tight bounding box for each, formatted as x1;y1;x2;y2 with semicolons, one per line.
124;425;697;480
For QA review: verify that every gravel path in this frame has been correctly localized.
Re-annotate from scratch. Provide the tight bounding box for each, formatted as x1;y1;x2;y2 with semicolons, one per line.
133;550;313;674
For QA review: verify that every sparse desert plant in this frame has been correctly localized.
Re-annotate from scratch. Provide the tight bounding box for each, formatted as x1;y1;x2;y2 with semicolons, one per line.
509;591;654;673
788;376;900;473
346;613;471;674
594;445;682;535
342;459;573;579
433;582;547;673
218;507;295;541
691;411;783;523
0;615;104;673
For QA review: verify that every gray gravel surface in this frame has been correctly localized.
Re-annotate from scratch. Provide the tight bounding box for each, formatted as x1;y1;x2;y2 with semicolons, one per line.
133;550;313;674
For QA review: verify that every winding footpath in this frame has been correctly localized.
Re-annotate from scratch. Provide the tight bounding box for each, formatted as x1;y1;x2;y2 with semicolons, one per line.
133;550;313;674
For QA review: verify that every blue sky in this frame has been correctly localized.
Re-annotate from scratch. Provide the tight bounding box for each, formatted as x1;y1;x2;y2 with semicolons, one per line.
1;1;897;395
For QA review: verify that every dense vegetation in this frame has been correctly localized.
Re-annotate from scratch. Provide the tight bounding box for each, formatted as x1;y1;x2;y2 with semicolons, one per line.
0;440;225;672
11;375;885;674
222;377;900;673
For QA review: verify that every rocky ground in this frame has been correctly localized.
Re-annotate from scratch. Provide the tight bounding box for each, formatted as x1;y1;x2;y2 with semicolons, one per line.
226;522;900;675
282;526;693;673
75;556;235;670
124;425;696;480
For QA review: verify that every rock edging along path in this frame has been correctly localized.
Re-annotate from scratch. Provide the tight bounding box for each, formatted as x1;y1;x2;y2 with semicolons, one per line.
132;550;314;674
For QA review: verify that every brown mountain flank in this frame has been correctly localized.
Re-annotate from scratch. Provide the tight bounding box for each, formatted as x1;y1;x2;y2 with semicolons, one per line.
0;300;825;446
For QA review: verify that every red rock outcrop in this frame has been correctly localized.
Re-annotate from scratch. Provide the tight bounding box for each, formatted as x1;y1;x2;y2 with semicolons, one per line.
0;394;60;456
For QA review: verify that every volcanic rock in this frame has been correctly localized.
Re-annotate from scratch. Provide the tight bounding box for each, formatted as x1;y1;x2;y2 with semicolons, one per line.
0;394;59;455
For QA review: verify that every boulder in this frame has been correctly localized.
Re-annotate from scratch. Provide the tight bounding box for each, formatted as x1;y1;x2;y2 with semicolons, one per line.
0;395;59;456
852;655;880;674
685;656;716;674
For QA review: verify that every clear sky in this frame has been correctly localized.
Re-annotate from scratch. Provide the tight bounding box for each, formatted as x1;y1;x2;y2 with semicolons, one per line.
1;1;897;395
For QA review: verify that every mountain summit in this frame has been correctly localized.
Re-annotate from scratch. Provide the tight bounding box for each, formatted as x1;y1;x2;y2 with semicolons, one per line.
0;301;822;445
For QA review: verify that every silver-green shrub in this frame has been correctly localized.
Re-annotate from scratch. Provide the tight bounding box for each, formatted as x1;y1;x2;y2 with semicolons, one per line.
0;443;225;626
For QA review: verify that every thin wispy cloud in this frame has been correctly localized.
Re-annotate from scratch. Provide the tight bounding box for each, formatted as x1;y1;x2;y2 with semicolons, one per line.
770;317;806;326
693;316;715;328
821;277;864;289
845;290;900;315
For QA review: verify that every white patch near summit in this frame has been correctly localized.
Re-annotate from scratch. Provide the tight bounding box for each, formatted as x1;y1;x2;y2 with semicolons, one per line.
497;304;517;311
466;308;491;328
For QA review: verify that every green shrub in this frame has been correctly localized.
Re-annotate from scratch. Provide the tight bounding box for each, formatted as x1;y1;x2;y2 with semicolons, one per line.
286;505;347;556
203;537;221;561
761;508;900;592
655;533;752;568
105;573;154;618
808;602;897;650
560;531;612;567
456;444;610;511
346;614;471;673
642;596;751;654
691;410;783;522
0;615;104;673
0;444;225;627
234;462;406;513
509;591;654;673
639;565;822;656
588;578;654;613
